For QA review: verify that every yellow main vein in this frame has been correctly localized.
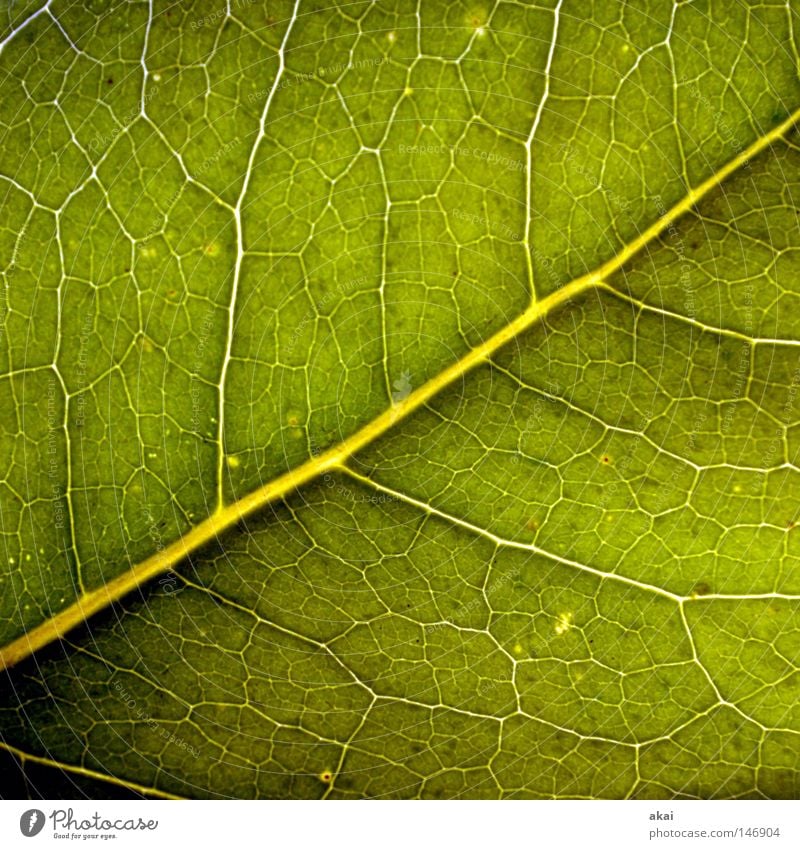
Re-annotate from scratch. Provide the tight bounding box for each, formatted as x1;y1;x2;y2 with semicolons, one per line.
2;103;799;672
0;274;589;671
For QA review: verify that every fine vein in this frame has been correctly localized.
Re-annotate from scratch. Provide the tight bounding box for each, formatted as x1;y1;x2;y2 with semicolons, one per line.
2;103;799;671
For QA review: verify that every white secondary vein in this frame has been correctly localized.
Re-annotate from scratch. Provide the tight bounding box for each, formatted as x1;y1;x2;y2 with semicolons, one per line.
604;282;800;347
216;0;301;512
523;0;562;302
338;466;800;603
0;2;50;55
337;465;684;602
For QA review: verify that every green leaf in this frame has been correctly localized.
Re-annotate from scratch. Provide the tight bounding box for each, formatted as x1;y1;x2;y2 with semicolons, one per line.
1;0;800;799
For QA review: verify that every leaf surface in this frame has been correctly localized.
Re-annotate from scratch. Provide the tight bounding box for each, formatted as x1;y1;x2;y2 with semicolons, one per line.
1;0;800;799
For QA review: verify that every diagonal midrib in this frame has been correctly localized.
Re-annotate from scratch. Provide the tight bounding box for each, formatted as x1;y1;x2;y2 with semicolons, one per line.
2;104;799;672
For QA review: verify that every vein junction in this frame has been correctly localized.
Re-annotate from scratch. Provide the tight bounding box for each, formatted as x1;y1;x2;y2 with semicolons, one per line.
3;101;800;671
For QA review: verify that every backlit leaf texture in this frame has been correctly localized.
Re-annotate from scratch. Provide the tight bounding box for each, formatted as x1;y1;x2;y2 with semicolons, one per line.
1;0;800;799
